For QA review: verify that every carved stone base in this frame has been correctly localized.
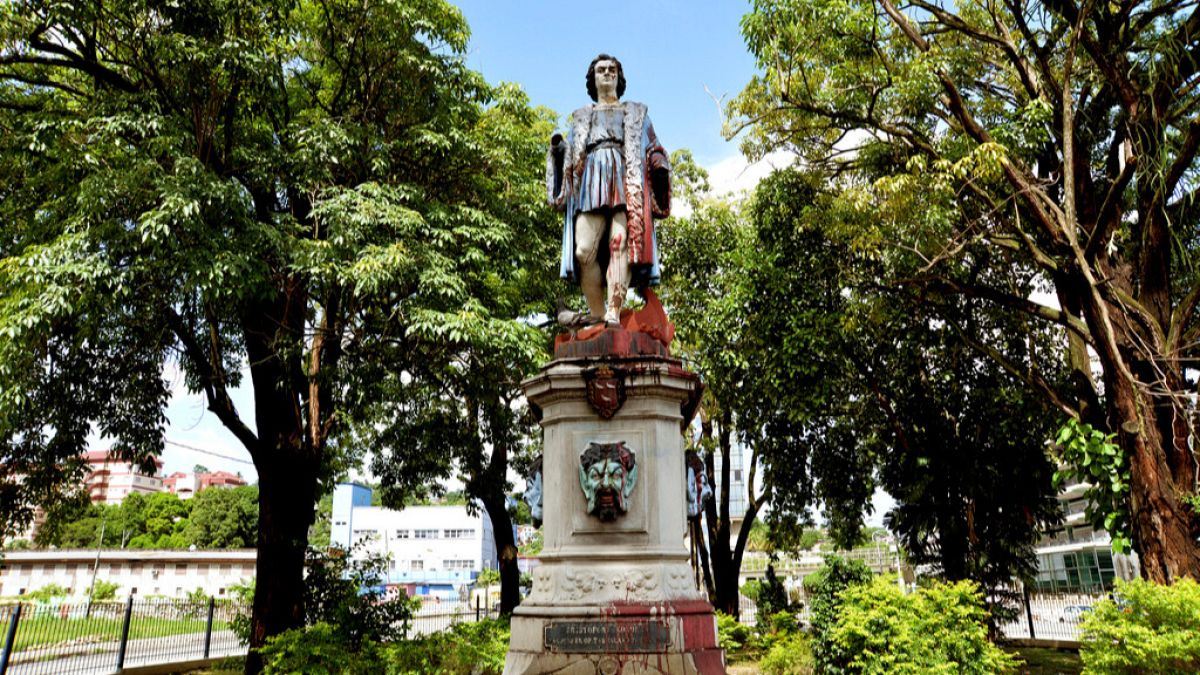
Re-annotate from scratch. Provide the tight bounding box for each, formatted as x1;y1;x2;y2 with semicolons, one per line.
505;600;724;675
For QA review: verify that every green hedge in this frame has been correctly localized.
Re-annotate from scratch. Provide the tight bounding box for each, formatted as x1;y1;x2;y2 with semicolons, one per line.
826;577;1018;674
1079;578;1200;675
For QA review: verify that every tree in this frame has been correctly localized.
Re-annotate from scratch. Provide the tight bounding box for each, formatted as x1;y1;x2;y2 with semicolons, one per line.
732;0;1200;581
187;485;259;549
0;2;555;670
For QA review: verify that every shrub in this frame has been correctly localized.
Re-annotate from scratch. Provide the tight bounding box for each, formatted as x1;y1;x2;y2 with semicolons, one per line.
22;583;69;602
806;555;872;673
760;631;814;675
716;611;753;654
303;546;417;646
259;622;385;675
1079;578;1200;675
828;576;1019;674
90;579;119;601
385;617;510;674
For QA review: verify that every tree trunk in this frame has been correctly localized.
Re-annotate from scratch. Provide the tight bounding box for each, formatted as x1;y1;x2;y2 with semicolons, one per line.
245;455;317;674
702;413;741;618
480;492;521;615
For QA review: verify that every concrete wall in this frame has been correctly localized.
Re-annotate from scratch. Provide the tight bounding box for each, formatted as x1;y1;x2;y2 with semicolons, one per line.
0;549;256;599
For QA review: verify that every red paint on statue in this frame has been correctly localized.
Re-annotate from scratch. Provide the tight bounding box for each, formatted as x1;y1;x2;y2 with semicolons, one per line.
554;288;676;359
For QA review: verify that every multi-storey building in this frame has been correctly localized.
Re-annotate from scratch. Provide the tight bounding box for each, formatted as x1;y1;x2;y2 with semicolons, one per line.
330;483;498;599
82;450;164;505
1032;478;1140;593
0;549;256;599
163;470;248;499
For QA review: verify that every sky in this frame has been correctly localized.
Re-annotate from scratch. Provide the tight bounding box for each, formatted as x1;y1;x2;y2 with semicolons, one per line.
118;0;893;526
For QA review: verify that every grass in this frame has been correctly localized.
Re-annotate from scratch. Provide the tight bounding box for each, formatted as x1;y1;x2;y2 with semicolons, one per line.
10;613;230;651
183;656;246;674
1008;646;1083;675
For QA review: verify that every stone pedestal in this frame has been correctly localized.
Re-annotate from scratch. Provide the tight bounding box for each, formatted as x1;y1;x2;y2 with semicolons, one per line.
505;354;724;675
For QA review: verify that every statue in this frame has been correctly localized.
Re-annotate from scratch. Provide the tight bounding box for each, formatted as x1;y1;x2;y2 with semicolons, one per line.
685;450;713;518
548;54;671;327
524;454;544;527
578;441;638;521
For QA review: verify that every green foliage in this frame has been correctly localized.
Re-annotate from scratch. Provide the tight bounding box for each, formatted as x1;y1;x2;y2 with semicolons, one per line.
760;631;814;675
827;577;1019;674
716;611;754;654
475;568;501;587
807;555;873;673
385;618;510;675
186;486;258;549
90;579;119;601
1053;420;1132;554
3;538;30;550
259;622;387;675
308;493;333;549
22;583;69;602
304;547;416;647
518;529;543;557
1079;579;1200;674
228;578;255;646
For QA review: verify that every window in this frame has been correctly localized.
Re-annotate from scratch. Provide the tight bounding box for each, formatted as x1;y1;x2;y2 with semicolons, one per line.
219;588;227;596
410;560;424;571
443;529;475;539
414;529;439;539
176;564;187;574
394;530;409;539
198;564;209;576
733;470;743;482
444;560;473;570
220;564;232;574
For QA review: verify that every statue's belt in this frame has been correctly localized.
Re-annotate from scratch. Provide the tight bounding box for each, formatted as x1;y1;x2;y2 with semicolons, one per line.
585;140;622;152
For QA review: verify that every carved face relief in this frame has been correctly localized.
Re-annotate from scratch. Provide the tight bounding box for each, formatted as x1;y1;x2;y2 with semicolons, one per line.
579;442;638;521
524;454;544;527
685;450;712;518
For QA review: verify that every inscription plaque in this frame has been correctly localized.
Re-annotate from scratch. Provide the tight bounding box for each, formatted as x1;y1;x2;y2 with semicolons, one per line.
544;620;671;653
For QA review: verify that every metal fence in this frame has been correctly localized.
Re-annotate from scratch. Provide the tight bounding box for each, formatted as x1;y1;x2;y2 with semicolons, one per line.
0;595;503;675
0;598;247;675
995;590;1106;642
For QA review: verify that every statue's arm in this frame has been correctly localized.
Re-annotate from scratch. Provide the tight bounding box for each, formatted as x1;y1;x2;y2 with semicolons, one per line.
546;131;569;211
645;121;671;218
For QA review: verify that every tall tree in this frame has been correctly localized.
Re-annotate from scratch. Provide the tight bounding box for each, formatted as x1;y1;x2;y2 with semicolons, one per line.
733;0;1200;582
0;2;554;670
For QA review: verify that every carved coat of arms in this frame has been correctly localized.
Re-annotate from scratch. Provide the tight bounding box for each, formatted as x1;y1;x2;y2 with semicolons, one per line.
583;365;626;419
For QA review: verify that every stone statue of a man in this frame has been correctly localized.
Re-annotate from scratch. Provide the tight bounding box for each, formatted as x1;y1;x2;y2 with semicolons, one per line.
548;54;671;326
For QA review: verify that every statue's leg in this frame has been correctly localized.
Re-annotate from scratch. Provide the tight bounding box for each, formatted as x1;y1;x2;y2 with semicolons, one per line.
605;211;630;325
574;212;607;320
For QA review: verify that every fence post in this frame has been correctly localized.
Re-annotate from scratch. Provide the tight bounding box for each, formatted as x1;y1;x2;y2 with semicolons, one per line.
1023;585;1036;640
475;595;481;621
203;597;215;659
0;603;22;675
116;595;134;671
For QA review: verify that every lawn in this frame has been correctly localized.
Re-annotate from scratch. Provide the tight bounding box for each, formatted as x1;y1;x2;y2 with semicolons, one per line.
1008;647;1083;675
10;612;230;651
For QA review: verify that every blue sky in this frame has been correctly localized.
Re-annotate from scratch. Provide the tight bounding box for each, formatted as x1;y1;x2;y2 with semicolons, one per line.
148;1;768;483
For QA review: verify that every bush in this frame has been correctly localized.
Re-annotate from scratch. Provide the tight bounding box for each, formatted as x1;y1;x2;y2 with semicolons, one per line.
1079;578;1200;675
385;617;510;674
90;579;119;601
260;622;385;675
806;555;872;673
303;546;417;646
22;583;69;602
760;631;814;675
827;576;1018;674
716;611;753;654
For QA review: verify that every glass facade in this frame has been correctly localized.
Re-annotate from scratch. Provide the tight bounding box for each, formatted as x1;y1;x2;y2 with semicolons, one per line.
1033;548;1117;592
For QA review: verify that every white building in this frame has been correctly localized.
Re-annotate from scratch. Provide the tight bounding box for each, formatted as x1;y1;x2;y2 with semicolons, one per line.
1032;479;1139;592
82;450;164;504
330;483;498;599
0;549;256;599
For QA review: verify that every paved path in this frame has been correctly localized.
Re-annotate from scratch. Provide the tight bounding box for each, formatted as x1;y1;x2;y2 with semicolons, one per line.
7;630;246;675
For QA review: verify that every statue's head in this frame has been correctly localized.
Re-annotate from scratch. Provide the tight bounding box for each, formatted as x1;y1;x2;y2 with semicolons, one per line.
586;53;626;102
685;450;712;518
524;454;544;526
579;441;637;521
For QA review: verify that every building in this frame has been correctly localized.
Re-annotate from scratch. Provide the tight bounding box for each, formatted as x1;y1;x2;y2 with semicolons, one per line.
1031;478;1140;593
82;450;164;504
330;483;498;599
0;549;256;599
164;470;249;499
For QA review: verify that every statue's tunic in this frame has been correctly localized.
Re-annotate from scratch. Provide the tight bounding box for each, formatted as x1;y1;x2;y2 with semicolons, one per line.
547;101;671;288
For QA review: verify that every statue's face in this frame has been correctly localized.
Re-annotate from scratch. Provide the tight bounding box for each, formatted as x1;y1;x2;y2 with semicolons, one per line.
579;443;637;521
594;59;620;101
686;465;713;518
524;471;543;522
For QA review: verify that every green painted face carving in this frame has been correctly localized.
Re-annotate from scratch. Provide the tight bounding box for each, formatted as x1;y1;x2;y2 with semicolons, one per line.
578;442;638;521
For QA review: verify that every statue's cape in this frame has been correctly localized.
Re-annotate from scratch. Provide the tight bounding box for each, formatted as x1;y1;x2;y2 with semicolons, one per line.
547;101;670;287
